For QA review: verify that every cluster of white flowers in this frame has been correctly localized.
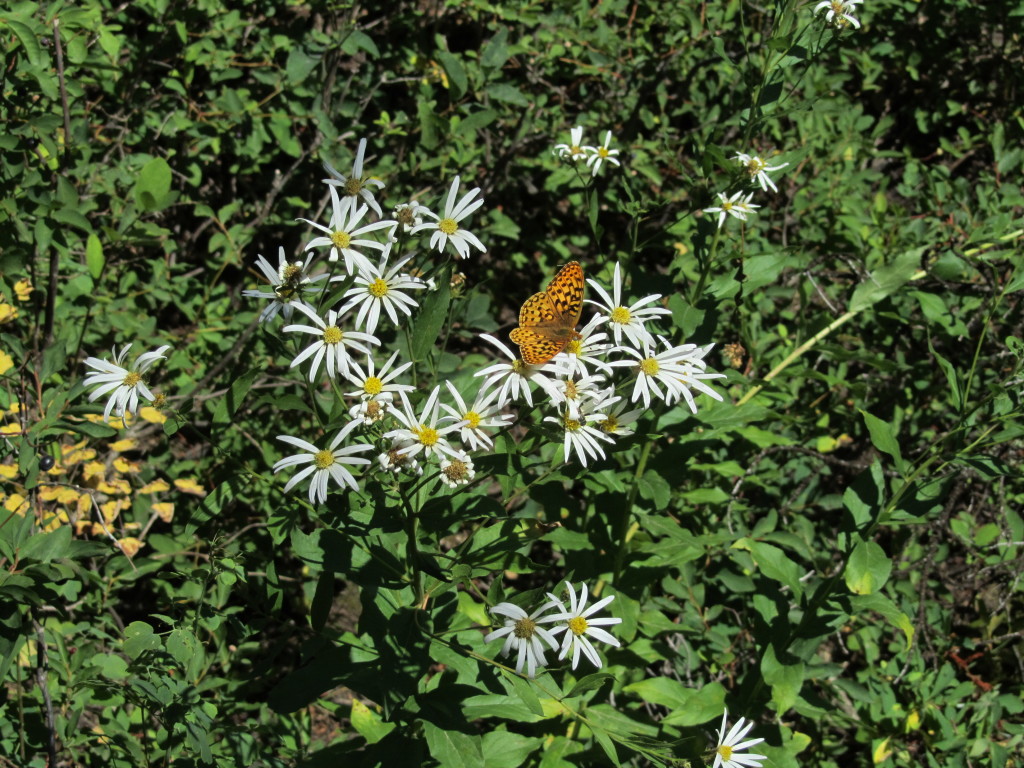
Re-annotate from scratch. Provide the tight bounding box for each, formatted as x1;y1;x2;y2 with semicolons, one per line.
553;126;622;176
485;581;623;678
815;0;863;29
703;152;789;231
81;344;171;422
477;261;725;467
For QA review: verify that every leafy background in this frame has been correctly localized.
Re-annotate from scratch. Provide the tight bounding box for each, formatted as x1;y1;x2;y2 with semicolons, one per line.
1;0;1022;766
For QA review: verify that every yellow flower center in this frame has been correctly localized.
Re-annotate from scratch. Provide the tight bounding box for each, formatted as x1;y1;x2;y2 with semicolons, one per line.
313;449;334;470
363;376;383;396
331;231;352;249
396;206;417;226
599;415;618;433
368;278;388;298
565;338;583;355
567;616;588;636
564;380;579;400
464;410;481;429
609;306;631;324
512;359;528;373
438;218;458;236
563;415;581;431
639;358;660;376
513;617;537;639
570;145;583;156
415;424;439;446
323;326;343;345
281;263;302;282
598;147;610;158
717;746;733;761
344;178;364;197
123;372;142;388
364;400;384;421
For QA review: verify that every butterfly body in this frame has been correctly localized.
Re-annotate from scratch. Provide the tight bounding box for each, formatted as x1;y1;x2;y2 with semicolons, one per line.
509;261;584;365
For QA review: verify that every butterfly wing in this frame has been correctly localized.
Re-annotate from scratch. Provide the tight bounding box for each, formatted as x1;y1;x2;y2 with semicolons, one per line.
545;261;584;326
509;327;569;365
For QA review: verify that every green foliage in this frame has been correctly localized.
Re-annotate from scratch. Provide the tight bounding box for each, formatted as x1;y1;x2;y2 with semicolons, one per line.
2;0;1023;766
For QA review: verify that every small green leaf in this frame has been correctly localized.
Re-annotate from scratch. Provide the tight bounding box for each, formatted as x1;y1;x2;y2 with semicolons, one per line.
860;409;906;473
19;526;71;563
849;248;924;313
350;698;395;745
761;644;804;714
435;51;468;100
85;233;105;280
844;540;892;595
135;157;173;212
123;621;162;659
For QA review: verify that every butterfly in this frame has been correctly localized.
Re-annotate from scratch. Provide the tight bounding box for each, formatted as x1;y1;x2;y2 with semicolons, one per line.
509;261;585;365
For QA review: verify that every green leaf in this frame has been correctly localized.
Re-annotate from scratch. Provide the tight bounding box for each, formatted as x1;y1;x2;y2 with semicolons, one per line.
744;540;804;598
927;335;961;411
411;272;451;361
135;157;173;212
761;644;804;714
564;672;615;699
85;233;105;280
19;526;71;563
166;628;205;682
423;721;484;768
658;682;726;726
844;540;892;595
123;621;162;659
212;369;259;424
435;51;468;100
848;248;924;313
850;593;914;649
623;676;691;709
859;409;907;473
350;698;395;745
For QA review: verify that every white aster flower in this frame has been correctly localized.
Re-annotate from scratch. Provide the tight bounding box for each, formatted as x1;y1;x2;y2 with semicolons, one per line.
410;176;487;260
282;303;380;382
242;247;328;324
582;130;622;176
814;0;862;29
544;409;615;467
322;137;387;216
349;394;393;425
393;200;430;233
378;441;424;476
586;263;672;350
703;191;760;230
610;339;726;411
546;314;614;378
439;380;514;452
733;153;789;194
484;601;561;679
439;450;475;489
546;372;607;420
593;396;645;438
553;125;588;163
82;344;171;422
384;388;464;462
713;710;767;768
343;351;414;401
299;186;395;274
273;421;373;505
539;581;622;670
338;254;426;334
475;334;561;407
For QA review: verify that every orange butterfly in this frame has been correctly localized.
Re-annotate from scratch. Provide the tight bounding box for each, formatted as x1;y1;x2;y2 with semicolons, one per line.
509;262;585;365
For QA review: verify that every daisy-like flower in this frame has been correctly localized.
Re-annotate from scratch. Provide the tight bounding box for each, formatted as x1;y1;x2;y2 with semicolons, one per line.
322;137;387;217
378;440;424;477
712;710;767;768
384;388;464;462
703;191;760;230
593;397;645;438
582;130;622;176
548;315;613;378
282;304;380;382
544;409;615;466
610;339;726;411
343;351;414;401
242;248;329;324
349;394;393;425
586;263;672;350
545;372;607;420
273;421;374;505
411;176;486;260
439;450;475;489
733;153;789;194
299;186;396;274
484;600;561;679
475;334;561;407
553;125;588;163
393;200;431;234
814;0;862;29
539;581;623;670
338;254;426;334
83;344;171;422
438;380;513;452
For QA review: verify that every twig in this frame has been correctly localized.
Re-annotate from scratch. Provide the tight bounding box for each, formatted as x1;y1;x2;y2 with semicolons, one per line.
33;615;59;767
